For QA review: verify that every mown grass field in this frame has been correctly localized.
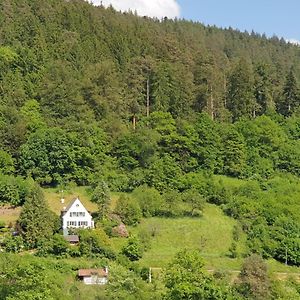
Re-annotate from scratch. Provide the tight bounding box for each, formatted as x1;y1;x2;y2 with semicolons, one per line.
129;204;240;269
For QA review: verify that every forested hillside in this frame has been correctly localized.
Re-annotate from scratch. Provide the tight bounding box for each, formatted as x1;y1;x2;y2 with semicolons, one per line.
1;0;300;182
1;1;300;298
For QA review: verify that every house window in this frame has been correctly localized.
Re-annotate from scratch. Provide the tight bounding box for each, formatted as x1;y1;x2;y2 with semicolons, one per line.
78;221;88;227
67;221;77;227
70;212;86;217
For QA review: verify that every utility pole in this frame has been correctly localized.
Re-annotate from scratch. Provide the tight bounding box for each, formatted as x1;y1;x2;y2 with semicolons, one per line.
146;78;150;117
149;267;152;283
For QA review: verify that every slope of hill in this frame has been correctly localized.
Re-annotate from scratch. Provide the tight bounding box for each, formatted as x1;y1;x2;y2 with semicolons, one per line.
1;2;300;298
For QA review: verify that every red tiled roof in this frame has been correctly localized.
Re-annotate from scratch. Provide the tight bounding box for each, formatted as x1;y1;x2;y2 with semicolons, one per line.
78;269;108;277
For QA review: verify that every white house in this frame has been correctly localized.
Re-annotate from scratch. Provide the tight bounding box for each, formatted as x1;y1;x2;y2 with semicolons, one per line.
61;198;94;235
78;268;108;285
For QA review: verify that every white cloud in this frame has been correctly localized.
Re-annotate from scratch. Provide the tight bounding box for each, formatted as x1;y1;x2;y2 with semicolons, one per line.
88;0;181;19
286;39;300;46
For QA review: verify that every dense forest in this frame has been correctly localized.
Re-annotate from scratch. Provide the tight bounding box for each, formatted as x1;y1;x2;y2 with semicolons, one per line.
1;0;300;299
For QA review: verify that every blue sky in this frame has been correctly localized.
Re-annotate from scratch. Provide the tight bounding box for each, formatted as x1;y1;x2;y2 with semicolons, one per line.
92;1;300;42
177;0;300;42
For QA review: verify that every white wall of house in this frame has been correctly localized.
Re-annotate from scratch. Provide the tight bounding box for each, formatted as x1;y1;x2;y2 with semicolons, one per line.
83;276;108;285
62;198;94;233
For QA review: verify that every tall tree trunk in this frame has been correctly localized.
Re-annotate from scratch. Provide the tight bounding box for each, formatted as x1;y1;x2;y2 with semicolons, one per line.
146;78;150;117
210;85;214;120
133;115;136;130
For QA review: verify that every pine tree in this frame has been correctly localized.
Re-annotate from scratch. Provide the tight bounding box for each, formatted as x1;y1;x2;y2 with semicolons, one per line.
91;180;111;219
227;59;258;121
18;183;56;248
278;68;299;116
254;63;274;114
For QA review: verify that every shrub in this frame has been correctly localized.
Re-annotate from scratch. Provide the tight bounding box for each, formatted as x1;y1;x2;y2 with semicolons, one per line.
122;236;144;261
132;185;163;217
115;194;142;226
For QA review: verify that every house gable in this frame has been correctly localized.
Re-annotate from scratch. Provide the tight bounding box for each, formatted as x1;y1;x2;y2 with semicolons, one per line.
62;198;94;234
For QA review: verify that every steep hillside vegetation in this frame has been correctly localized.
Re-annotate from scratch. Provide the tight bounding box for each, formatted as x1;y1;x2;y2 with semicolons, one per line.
1;1;300;298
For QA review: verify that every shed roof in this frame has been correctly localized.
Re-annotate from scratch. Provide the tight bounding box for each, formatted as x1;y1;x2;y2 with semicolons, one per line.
78;269;108;277
64;235;79;243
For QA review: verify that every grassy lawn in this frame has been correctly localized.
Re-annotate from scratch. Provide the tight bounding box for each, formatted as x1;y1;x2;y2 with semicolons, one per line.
118;204;241;269
44;186;98;215
0;206;21;225
111;203;300;275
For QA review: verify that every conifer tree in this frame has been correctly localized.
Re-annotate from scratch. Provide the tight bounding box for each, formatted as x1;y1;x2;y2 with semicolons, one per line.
91;180;111;219
254;63;274;114
227;59;257;121
278;68;299;116
18;183;56;248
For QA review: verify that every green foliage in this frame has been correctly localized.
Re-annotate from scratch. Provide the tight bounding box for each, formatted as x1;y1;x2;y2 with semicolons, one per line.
193;113;222;172
181;188;206;216
162;189;184;217
3;235;24;253
221;127;246;177
0;175;31;206
0;150;15;175
20;99;46;135
132;185;163;217
113;129;158;171
278;68;299;117
0;46;18;69
0;220;5;228
122;236;144;261
236;254;270;300
78;228;114;258
221;176;300;265
227;59;256;121
18;184;57;249
228;241;238;258
270;278;300;300
0;254;71;300
36;234;69;257
106;263;159;300
254;63;274;115
147;154;182;191
115;194;142;226
1;0;300;278
164;249;239;299
91;180;111;219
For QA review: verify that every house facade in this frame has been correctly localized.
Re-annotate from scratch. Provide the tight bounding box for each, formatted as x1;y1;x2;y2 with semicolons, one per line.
78;268;108;285
61;198;94;235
